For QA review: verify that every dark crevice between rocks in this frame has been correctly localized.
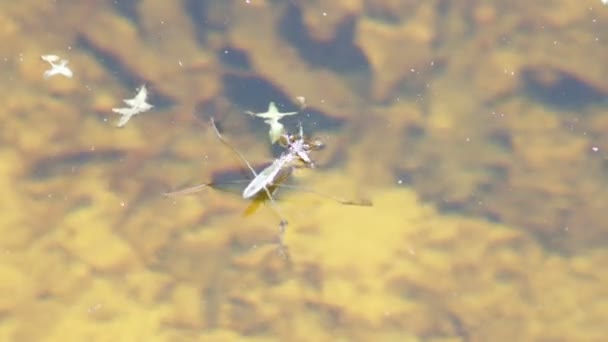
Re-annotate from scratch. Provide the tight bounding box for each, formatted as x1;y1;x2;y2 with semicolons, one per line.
222;73;345;155
487;128;513;152
76;35;176;112
193;100;220;123
405;124;427;142
522;66;606;111
76;35;146;89
144;88;175;113
391;125;427;186
112;0;142;26
436;194;503;224
217;46;252;71
393;158;510;225
28;150;127;180
223;73;343;130
279;3;370;74
436;0;451;17
183;0;210;46
392;78;433;107
434;197;468;216
363;4;406;24
393;167;414;186
223;73;296;113
432;0;476;48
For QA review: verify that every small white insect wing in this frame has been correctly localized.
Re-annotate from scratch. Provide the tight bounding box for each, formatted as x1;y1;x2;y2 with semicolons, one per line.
56;60;73;78
111;84;153;127
43;69;55;79
133;86;148;102
116;114;133;127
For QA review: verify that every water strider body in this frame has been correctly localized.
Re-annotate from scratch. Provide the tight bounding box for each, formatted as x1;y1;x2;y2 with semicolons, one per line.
165;118;369;207
242;124;324;199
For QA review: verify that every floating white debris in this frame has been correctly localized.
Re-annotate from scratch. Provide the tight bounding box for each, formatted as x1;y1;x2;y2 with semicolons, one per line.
111;85;153;127
41;55;60;63
246;102;298;143
41;54;73;79
295;96;307;109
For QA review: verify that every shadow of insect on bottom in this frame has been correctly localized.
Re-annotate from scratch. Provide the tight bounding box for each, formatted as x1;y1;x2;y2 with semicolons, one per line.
164;118;372;258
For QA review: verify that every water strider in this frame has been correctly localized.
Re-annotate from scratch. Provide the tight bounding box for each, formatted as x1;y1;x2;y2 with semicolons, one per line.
241;123;324;199
165;117;371;257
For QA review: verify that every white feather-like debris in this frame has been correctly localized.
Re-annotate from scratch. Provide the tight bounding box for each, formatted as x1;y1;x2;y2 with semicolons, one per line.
246;102;298;143
111;85;154;127
41;55;60;63
41;54;73;79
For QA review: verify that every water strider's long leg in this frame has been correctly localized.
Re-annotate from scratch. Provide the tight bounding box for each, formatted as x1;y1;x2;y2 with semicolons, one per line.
276;184;373;207
165;178;372;206
163;183;211;197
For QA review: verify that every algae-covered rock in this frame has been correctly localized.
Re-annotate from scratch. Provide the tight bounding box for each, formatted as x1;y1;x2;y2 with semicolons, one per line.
355;4;436;101
2;0;608;341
